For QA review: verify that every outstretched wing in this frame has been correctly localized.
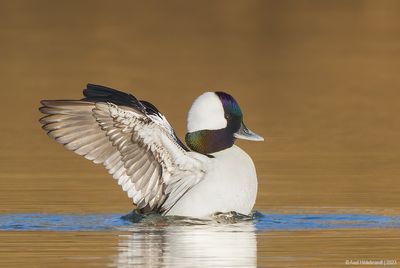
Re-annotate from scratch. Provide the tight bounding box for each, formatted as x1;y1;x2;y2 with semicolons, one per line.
39;84;208;213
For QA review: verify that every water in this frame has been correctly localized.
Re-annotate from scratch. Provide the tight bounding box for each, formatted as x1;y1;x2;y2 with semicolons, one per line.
0;212;399;267
1;212;400;232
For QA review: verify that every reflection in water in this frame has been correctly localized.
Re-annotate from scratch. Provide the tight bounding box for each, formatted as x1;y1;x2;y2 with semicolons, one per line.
114;222;257;268
0;213;399;267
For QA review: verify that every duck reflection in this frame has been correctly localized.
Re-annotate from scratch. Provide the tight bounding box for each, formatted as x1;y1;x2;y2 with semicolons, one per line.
113;221;257;267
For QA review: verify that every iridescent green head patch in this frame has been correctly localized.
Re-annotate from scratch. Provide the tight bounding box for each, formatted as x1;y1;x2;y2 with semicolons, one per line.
186;128;235;155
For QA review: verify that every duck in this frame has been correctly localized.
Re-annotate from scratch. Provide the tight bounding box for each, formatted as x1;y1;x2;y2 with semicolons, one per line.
39;84;264;219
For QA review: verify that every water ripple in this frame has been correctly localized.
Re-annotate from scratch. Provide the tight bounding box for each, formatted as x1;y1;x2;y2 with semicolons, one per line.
0;212;399;231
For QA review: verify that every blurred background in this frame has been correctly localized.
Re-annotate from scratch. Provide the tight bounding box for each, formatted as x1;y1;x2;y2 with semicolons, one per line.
1;0;400;214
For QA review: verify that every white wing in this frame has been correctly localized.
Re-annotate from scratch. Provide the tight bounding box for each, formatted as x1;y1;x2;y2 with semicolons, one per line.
39;84;209;213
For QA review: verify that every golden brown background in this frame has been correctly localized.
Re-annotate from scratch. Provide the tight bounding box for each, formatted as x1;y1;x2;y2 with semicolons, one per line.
0;1;400;267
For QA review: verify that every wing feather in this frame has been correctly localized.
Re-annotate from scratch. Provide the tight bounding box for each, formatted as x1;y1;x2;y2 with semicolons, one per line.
39;84;208;213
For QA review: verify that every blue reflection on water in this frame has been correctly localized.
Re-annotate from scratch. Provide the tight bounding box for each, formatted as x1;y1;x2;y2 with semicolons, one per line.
254;212;400;231
0;212;399;231
0;213;127;231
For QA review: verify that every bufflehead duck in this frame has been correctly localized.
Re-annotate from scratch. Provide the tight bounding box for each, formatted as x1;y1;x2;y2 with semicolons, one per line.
39;84;264;219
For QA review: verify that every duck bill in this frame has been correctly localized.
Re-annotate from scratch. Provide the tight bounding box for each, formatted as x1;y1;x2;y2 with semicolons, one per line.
234;122;264;141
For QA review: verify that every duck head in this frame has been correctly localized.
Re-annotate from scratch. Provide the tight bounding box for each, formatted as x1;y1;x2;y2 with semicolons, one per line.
185;92;264;155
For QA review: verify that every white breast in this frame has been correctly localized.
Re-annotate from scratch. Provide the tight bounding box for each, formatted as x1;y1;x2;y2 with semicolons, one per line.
167;145;258;218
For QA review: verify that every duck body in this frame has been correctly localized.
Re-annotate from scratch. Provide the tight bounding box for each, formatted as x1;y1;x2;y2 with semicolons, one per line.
167;145;257;218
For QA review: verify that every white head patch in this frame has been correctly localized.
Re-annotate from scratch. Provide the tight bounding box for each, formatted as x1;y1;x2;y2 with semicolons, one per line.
187;92;227;133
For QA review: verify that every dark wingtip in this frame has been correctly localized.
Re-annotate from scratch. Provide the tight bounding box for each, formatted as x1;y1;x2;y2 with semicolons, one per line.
82;83;140;106
86;83;97;88
83;83;115;98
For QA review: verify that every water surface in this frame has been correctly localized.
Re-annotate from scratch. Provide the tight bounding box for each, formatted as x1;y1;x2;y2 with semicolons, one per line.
0;212;399;267
1;212;400;232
